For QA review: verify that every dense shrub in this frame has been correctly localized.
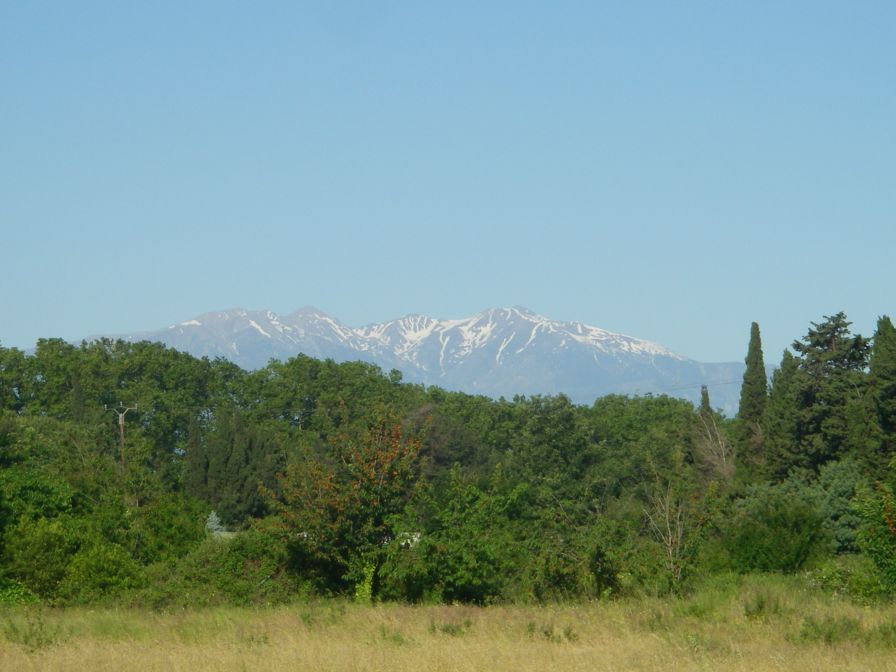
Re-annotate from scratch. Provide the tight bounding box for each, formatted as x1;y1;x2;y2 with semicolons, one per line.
854;483;896;593
141;527;300;607
2;516;80;598
719;481;828;573
811;459;868;554
58;542;145;602
805;554;887;602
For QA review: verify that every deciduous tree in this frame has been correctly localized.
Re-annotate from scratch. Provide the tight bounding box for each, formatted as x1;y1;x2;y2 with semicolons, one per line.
266;414;423;597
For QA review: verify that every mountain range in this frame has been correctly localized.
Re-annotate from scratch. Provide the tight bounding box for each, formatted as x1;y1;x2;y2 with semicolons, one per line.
104;306;749;414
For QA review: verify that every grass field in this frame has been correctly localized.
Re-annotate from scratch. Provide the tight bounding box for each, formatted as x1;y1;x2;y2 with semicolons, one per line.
2;575;895;671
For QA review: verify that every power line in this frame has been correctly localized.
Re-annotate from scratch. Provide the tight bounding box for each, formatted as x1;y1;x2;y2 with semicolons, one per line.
639;379;743;394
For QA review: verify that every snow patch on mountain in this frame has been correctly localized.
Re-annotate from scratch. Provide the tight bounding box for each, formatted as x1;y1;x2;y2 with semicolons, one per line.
248;320;271;338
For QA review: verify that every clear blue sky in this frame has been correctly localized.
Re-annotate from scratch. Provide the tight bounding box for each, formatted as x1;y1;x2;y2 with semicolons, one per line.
2;2;894;363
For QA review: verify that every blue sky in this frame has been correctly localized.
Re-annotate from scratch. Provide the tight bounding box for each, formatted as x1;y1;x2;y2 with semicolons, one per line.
2;2;894;363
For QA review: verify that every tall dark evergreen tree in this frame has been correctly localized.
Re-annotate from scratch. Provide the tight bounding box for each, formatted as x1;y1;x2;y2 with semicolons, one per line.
791;313;872;472
870;315;896;459
184;415;208;501
737;322;768;461
792;313;869;379
763;350;801;480
738;322;768;423
699;385;711;416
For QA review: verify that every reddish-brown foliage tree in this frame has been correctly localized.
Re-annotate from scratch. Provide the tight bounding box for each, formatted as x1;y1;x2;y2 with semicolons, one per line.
265;413;424;595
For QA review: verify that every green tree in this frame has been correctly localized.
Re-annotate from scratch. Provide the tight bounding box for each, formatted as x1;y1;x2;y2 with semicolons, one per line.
763;350;802;479
870;316;896;459
765;314;873;478
267;415;423;597
720;480;828;573
3;516;80;598
793;313;873;471
26;339;80;418
380;469;520;603
507;395;590;496
58;541;144;602
202;409;283;526
695;402;735;482
737;322;767;458
854;481;896;593
183;415;208;501
0;346;28;413
642;443;710;592
699;385;711;416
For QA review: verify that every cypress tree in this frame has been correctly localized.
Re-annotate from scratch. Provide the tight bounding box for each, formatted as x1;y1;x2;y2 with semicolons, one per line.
184;415;208;500
763;350;801;480
220;410;252;525
737;322;768;464
700;385;711;416
870;315;896;456
738;322;767;423
205;409;234;508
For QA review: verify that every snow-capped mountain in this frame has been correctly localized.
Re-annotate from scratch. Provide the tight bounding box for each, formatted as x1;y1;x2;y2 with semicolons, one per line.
110;306;747;413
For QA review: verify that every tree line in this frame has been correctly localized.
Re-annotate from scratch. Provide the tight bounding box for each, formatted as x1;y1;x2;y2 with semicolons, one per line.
0;312;894;605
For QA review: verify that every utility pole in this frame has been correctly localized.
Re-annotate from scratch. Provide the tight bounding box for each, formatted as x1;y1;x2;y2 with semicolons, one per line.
106;403;138;467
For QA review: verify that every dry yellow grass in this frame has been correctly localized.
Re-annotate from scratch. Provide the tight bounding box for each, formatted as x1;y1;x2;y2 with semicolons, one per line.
2;577;895;671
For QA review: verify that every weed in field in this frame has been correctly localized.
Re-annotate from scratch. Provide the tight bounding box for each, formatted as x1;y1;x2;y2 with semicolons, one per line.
2;607;63;652
743;589;782;620
867;622;896;648
85;611;148;640
677;598;715;619
797;615;862;645
299;608;316;627
675;631;732;657
428;618;472;636
238;630;270;646
794;615;896;648
378;623;410;645
630;605;668;632
526;620;578;643
326;602;347;624
298;600;347;628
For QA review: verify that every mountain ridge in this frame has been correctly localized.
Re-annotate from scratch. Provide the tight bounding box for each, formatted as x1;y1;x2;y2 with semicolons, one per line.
100;306;747;414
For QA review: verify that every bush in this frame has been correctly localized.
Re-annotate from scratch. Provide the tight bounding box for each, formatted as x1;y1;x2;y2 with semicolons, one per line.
525;538;619;601
129;493;207;565
805;554;886;602
799;615;863;645
378;529;510;604
378;476;519;604
720;481;829;573
811;459;868;554
0;580;37;605
743;588;783;620
58;542;145;602
2;516;80;598
141;526;300;607
853;483;896;593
